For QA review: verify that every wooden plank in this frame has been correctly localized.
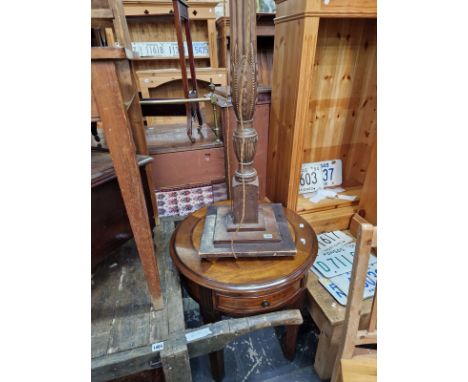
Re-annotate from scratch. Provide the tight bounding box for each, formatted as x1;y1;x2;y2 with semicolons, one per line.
92;47;127;59
92;60;163;309
161;337;192;382
91;257;122;358
330;218;375;382
92;8;114;19
300;205;357;234
109;0;133;50
275;0;376;19
207;18;218;67
358;134;377;225
306;271;372;328
296;186;361;214
341;357;376;382
136;67;227;91
106;244;153;355
123;1;218;19
92;309;303;381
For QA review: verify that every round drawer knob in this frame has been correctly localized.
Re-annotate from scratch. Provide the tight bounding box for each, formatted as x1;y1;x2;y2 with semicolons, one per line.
261;300;270;308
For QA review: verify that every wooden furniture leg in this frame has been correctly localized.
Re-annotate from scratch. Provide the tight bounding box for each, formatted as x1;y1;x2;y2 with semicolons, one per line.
282;289;305;360
92;61;163;309
199;287;225;382
161;337;192;382
283;324;300;361
314;324;342;380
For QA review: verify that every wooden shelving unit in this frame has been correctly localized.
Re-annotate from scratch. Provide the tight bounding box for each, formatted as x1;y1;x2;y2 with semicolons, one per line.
216;12;275;86
267;0;377;233
123;0;226;89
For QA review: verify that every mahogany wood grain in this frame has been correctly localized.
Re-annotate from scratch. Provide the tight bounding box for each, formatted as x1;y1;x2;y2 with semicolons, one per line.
170;201;318;379
170;202;316;293
217;87;271;199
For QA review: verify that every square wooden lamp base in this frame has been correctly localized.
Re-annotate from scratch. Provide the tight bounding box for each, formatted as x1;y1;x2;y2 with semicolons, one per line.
198;203;297;258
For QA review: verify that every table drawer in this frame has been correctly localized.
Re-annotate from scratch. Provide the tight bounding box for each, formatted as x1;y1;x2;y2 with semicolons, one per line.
215;280;302;315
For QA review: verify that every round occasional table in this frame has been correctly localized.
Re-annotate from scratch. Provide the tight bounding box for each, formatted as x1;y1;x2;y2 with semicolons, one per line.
170;201;318;381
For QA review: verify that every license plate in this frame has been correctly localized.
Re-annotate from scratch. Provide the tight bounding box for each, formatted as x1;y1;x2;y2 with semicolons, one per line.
299;159;343;194
329;260;377;300
299;163;323;194
317;230;354;253
319;277;348;305
313;242;356;278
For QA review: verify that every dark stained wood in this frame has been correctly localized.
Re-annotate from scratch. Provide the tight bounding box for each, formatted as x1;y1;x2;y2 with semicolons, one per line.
170;200;318;379
216;86;271;199
228;0;260;224
170;201;317;292
145;123;222;155
91;150;155;268
149;146;225;191
198;203;297;258
92;60;162;309
92;150;152;187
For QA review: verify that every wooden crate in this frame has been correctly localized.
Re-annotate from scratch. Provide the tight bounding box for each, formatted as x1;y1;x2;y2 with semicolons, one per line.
267;0;377;233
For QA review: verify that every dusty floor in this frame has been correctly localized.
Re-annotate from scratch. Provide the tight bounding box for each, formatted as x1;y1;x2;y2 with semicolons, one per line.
182;291;325;382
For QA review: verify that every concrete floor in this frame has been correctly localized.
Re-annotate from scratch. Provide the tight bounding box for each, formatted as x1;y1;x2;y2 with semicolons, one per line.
182;291;326;382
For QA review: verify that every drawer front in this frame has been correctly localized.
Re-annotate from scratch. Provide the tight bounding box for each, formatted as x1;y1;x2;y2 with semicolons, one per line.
150;147;225;190
215;280;302;315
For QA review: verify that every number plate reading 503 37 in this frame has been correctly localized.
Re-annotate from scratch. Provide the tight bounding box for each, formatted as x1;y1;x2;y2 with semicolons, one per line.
299;160;343;194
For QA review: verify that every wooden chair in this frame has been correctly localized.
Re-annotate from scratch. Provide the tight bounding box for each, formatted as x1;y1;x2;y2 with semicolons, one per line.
331;214;377;382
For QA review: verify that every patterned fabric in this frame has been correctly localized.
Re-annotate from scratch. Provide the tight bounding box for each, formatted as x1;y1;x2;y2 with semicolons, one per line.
156;182;228;217
212;182;228;202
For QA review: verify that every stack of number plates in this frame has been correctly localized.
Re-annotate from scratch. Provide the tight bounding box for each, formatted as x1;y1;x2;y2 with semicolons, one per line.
312;230;377;306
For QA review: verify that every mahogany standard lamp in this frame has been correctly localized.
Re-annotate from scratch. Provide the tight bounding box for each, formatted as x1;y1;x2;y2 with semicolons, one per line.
198;0;296;258
170;1;318;380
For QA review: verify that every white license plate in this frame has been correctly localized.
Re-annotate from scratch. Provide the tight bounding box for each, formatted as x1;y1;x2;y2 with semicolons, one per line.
317;230;354;253
299;160;343;194
329;260;377;300
299;163;323;193
319;277;348;305
314;242;356;278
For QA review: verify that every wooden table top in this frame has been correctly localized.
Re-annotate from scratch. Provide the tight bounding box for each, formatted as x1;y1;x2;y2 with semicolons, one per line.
170;202;318;294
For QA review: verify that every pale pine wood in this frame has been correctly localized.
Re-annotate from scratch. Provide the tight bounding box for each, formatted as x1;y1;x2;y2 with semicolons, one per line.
267;1;377;230
303;18;377;187
275;0;376;19
331;214;377;382
267;8;320;210
124;0;219;69
300;205;357;234
306;226;373;379
207;18;218;67
359;134;377;225
341;357;376;382
367;287;377;332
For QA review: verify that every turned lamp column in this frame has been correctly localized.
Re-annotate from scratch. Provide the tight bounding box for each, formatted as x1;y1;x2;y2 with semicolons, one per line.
229;0;259;224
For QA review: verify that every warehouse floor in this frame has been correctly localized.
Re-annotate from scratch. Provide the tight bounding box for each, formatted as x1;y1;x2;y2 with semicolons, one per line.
183;292;324;382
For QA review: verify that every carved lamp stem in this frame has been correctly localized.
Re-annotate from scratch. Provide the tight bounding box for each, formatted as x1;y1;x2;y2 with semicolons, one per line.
229;0;259;224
